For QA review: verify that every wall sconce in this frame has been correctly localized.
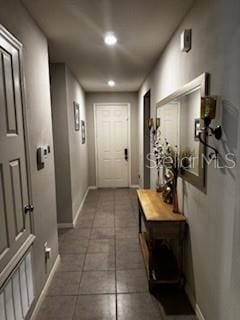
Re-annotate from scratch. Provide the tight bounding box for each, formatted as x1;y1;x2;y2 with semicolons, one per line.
148;118;160;140
198;96;222;159
156;118;160;129
148;118;160;130
147;118;154;130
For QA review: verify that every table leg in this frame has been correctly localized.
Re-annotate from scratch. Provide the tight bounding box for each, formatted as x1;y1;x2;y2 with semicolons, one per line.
148;233;155;293
178;225;185;287
138;207;142;233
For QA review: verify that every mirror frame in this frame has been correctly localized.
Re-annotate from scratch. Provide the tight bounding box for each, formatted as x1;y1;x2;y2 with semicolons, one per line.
156;73;209;191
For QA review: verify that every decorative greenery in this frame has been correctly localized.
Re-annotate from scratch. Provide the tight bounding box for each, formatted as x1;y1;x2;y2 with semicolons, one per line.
152;128;194;206
153;128;194;175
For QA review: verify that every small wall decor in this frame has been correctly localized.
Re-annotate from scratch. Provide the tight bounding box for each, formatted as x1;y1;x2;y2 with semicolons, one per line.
81;120;86;144
147;118;154;130
73;102;80;131
198;96;222;159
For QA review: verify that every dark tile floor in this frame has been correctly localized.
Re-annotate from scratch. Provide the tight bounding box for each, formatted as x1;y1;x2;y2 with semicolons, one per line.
36;188;196;320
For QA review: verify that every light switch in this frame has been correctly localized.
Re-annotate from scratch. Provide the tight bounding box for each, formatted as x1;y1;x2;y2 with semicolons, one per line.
37;145;48;170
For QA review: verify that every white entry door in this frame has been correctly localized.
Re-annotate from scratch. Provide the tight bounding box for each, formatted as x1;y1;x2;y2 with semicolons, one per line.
95;104;129;188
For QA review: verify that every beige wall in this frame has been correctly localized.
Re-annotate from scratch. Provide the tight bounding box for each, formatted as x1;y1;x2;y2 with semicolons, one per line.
50;64;72;224
50;64;88;224
86;92;139;187
0;0;58;307
138;0;240;319
66;67;88;221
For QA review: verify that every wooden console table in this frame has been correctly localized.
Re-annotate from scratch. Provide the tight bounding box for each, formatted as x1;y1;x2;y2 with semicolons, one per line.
137;189;186;292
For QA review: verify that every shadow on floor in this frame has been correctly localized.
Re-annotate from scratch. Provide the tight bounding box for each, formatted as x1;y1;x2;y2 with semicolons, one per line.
153;284;195;316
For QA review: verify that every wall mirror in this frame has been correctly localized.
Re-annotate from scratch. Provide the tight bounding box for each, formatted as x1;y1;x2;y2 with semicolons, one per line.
156;73;209;191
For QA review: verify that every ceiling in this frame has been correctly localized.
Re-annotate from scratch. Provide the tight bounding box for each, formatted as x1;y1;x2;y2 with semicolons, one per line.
22;0;194;92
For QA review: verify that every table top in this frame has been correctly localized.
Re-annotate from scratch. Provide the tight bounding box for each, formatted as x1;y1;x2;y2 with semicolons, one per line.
137;189;186;222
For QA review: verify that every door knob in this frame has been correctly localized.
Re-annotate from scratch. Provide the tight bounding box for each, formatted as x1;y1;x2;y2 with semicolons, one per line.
24;204;34;215
124;148;128;161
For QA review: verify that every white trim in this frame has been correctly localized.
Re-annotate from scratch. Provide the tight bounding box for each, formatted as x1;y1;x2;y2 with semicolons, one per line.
88;186;97;190
0;234;35;287
127;105;132;188
30;255;60;320
195;304;206;320
130;185;140;189
185;283;206;320
93;103;132;188
93;104;98;186
72;187;89;227
57;222;73;229
57;187;89;229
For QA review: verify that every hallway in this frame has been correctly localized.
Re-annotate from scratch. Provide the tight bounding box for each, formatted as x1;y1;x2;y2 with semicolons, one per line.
1;1;240;319
35;189;195;320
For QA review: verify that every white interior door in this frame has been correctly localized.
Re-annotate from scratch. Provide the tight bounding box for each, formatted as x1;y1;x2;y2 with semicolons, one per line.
95;104;129;188
0;26;33;282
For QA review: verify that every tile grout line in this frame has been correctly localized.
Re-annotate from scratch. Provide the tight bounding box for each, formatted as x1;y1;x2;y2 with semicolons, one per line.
114;189;139;319
38;190;158;320
71;190;141;320
46;289;150;298
71;192;100;320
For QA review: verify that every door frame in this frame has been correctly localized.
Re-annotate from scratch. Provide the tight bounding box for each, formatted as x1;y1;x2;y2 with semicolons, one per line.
143;90;151;189
93;103;131;188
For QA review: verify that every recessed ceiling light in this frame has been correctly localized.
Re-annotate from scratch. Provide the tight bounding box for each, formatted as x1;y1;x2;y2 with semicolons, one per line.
108;80;115;87
104;32;117;46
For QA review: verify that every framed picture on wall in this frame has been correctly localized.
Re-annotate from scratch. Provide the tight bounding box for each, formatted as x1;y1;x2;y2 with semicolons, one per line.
74;102;80;131
81;120;86;144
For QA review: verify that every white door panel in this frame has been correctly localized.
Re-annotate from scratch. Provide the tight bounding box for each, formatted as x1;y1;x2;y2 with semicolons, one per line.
0;27;32;277
95;104;129;188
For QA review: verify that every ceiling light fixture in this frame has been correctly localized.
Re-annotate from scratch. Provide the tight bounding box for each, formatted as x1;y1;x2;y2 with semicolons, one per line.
108;80;115;87
104;32;117;46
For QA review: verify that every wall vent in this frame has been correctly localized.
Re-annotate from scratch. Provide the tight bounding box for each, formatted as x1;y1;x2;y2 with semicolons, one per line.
0;251;34;320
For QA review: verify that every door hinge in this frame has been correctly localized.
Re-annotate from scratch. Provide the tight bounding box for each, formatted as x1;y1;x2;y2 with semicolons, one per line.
24;204;34;214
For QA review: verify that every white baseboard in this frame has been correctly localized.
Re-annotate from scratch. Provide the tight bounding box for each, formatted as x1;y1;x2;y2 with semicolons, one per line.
88;186;97;190
185;283;205;320
57;187;90;229
30;255;60;320
130;184;140;188
57;222;73;229
73;187;89;227
195;304;205;320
